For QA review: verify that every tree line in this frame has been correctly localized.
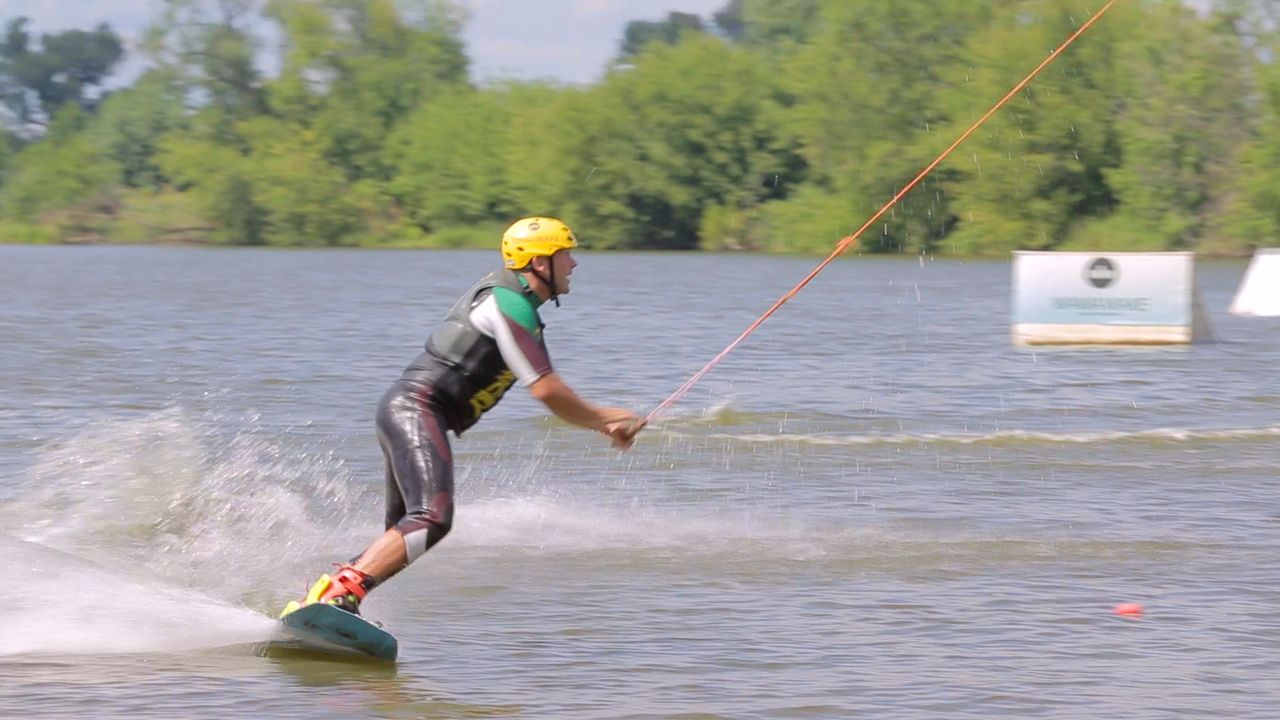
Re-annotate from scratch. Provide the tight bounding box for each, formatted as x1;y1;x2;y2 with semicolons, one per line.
0;0;1277;256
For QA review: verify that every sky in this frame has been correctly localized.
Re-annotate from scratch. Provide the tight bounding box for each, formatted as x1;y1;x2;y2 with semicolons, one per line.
0;0;729;86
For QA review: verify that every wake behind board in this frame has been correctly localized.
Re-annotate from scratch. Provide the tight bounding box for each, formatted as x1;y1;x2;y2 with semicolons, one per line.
277;603;397;661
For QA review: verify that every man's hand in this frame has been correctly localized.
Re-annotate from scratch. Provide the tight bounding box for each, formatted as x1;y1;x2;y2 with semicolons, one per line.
598;408;645;450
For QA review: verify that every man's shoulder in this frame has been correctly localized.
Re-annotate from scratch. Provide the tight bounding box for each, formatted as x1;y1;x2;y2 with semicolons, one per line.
488;285;541;333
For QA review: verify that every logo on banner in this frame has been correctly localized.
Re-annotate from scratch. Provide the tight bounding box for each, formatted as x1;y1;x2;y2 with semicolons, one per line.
1085;258;1118;289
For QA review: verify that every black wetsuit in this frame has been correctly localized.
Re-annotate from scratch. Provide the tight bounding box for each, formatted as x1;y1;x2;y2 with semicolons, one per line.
376;269;552;562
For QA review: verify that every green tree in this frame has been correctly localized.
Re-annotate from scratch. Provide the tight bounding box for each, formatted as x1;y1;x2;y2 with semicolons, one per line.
555;36;800;249
266;0;469;181
384;87;516;235
938;0;1126;255
0;0;1270;253
144;0;267;140
156;129;266;244
763;0;992;253
727;0;822;50
88;69;189;189
1098;0;1253;251
0;18;124;129
1222;42;1280;248
618;12;705;59
0;126;15;179
711;0;746;41
238;116;361;245
158;115;363;245
0;105;119;221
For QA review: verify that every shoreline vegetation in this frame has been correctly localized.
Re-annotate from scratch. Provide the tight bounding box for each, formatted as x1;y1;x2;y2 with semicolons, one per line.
3;237;1256;263
1;1;1278;257
1;235;1259;261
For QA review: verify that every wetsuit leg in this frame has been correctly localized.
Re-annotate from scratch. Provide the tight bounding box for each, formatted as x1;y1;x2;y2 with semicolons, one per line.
376;387;455;564
382;453;406;531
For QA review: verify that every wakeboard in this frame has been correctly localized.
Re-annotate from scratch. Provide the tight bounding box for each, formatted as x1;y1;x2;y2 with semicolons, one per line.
277;603;398;661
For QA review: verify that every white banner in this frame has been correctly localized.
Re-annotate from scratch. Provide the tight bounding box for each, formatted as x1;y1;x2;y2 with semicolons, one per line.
1011;251;1199;345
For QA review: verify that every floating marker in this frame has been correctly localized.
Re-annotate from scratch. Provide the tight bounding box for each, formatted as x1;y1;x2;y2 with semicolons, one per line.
1113;602;1144;618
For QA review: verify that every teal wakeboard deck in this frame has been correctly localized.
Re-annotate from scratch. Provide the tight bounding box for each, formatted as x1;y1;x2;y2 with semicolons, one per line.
278;604;398;661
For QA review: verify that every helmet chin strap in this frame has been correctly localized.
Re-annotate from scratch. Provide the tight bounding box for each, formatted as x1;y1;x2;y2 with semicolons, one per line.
529;260;560;307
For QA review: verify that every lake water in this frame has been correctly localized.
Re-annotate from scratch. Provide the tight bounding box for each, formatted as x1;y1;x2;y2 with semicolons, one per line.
1;245;1277;719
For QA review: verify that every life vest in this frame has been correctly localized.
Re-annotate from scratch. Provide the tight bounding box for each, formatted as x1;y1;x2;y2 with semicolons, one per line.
397;269;543;433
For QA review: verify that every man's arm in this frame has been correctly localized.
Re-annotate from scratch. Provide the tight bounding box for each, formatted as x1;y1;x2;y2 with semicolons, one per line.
529;372;643;447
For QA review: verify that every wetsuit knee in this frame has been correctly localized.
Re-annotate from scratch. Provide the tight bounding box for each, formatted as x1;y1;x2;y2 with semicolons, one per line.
395;492;454;564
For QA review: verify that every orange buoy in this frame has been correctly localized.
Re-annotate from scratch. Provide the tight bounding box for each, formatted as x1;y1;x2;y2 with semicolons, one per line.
1113;602;1144;617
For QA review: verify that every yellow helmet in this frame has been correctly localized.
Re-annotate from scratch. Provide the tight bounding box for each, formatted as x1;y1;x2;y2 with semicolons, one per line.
501;216;578;270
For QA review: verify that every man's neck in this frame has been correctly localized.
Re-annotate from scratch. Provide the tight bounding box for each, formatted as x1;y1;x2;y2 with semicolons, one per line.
515;270;550;305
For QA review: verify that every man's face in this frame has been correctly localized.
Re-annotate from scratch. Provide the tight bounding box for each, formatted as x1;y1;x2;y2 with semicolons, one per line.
548;249;576;295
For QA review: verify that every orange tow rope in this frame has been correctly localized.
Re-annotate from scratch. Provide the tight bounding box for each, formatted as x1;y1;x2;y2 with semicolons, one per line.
644;0;1122;424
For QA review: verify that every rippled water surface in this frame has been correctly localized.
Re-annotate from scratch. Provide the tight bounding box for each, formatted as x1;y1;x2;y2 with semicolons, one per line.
1;246;1277;719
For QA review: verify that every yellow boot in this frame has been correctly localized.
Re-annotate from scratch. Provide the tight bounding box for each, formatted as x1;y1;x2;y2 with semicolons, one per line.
278;573;334;618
